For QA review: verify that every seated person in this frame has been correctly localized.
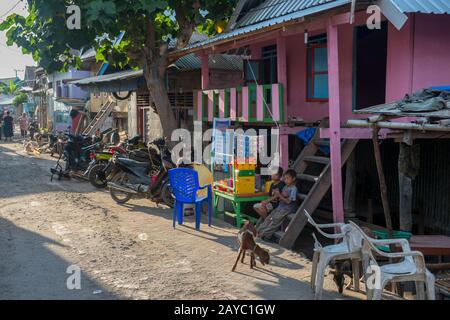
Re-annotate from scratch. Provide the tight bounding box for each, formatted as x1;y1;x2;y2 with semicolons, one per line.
253;167;285;222
256;169;299;239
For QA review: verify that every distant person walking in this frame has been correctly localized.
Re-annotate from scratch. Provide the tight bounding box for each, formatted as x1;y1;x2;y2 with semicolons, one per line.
19;113;30;138
3;111;14;142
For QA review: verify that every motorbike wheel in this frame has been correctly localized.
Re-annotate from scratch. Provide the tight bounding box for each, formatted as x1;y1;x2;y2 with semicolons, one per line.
110;173;133;204
88;163;108;188
161;180;175;208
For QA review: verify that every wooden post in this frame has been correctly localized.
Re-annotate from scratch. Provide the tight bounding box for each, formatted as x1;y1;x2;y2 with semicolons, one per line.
200;53;209;90
372;127;393;237
327;21;344;224
398;136;419;233
399;143;413;232
344;151;356;217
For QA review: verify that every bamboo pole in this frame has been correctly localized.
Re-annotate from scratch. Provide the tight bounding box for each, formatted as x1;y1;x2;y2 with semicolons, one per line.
347;119;450;132
372;126;394;238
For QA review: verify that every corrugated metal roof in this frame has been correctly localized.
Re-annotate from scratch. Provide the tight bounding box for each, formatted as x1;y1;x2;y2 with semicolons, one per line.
178;0;350;52
236;0;345;28
69;70;143;86
170;54;243;71
390;0;450;14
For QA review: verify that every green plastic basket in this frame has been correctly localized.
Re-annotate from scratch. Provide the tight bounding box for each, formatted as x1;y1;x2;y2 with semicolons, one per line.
373;230;412;240
373;230;412;252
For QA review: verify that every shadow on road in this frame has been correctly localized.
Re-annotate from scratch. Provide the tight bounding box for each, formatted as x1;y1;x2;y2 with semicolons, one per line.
0;217;118;300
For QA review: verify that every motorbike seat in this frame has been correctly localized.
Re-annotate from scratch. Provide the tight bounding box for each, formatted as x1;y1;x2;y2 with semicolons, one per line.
117;158;149;168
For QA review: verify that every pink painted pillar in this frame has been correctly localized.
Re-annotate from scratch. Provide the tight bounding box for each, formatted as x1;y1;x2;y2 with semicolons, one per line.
271;83;280;122
327;21;344;224
277;32;288;170
197;91;203;120
276;32;287;121
256;85;264;121
242;87;249;122
219;90;225;118
280;134;289;171
230;88;237;121
200;53;209;90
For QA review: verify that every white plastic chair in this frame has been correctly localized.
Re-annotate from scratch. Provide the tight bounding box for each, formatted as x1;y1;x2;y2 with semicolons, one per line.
305;210;363;300
348;221;435;300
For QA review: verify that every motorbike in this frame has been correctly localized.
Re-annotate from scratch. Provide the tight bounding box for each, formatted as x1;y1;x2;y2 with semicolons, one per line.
50;134;101;181
107;138;175;207
87;145;127;188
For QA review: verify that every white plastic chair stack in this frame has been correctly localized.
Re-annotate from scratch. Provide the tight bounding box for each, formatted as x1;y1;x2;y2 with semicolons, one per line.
348;221;435;300
305;210;363;300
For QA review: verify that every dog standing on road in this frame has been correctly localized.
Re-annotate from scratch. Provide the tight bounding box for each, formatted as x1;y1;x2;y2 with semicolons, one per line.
232;221;270;272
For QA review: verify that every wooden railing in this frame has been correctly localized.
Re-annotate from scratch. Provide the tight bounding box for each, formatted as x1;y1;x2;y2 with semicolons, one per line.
196;83;285;124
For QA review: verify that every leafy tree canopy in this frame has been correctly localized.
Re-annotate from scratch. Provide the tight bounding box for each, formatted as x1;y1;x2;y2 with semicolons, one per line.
0;0;236;73
0;80;21;96
13;92;29;106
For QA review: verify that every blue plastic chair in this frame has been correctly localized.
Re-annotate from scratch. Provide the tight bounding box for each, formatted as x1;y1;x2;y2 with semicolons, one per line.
168;168;212;231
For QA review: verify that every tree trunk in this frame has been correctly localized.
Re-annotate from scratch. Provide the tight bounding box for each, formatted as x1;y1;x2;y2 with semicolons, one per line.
143;59;178;146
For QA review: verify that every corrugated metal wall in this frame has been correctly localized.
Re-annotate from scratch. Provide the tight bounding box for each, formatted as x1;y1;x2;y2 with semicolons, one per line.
355;139;450;235
413;139;450;235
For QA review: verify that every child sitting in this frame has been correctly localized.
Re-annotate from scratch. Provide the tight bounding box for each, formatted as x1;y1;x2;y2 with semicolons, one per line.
256;169;299;239
253;167;285;222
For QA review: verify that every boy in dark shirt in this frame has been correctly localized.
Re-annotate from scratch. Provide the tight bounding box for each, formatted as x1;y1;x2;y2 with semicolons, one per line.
257;169;299;239
254;167;285;220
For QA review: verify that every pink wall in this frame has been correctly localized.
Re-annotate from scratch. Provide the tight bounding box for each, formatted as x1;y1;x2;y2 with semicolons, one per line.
202;13;450;125
385;13;450;103
412;14;450;91
285;24;355;123
385;17;414;102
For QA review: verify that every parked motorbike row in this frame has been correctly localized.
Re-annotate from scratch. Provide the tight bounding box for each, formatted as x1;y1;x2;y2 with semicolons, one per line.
50;132;175;208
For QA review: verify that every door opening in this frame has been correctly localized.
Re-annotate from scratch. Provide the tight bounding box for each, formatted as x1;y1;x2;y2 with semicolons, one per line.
353;22;388;110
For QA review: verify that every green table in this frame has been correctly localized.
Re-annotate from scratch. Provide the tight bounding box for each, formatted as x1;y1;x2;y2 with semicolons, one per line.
213;189;269;228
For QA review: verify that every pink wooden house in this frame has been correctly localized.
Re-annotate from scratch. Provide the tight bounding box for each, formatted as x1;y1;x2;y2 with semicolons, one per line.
170;0;450;243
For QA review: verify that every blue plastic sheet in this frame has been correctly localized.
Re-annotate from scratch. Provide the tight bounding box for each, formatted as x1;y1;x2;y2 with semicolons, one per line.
296;128;330;155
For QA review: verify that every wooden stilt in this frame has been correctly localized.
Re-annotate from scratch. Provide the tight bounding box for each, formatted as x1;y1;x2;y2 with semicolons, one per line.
344;151;357;218
372;127;393;237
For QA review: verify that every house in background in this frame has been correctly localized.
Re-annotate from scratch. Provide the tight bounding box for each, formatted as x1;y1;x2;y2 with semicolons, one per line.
71;50;244;143
0;77;19;115
19;66;37;117
47;68;92;133
169;0;450;246
0;95;14;115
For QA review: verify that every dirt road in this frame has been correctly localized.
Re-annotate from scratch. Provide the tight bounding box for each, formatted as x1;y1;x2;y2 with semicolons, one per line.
0;141;364;300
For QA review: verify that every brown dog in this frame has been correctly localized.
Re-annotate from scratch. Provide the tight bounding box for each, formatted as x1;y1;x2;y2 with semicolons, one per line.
232;221;270;272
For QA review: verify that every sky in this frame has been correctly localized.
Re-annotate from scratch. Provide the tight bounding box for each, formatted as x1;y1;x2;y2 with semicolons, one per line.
0;0;36;80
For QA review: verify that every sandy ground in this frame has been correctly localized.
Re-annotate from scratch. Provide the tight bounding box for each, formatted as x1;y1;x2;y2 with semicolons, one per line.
0;139;367;300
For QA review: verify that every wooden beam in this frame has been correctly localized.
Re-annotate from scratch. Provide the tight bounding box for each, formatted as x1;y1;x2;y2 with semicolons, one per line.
327;20;344;224
372;127;393;237
344;151;357;217
200;53;209;90
321;127;395;139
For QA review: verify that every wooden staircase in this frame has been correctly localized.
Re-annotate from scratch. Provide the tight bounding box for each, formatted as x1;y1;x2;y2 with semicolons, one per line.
274;129;359;249
82;100;114;136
